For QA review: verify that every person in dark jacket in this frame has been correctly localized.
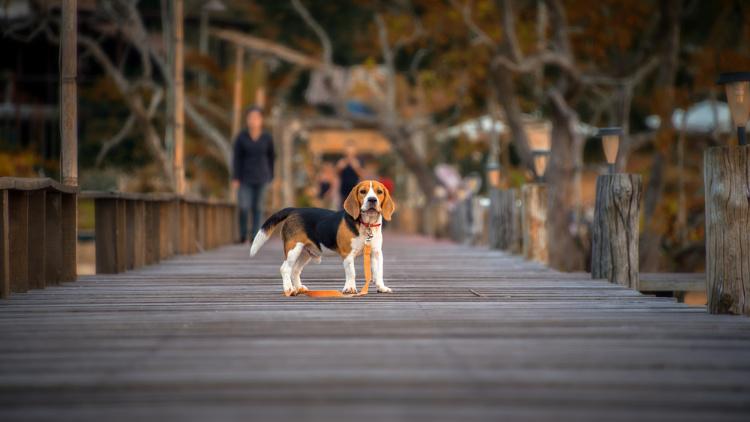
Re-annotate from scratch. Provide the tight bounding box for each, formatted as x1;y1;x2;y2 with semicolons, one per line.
336;141;362;209
232;106;275;243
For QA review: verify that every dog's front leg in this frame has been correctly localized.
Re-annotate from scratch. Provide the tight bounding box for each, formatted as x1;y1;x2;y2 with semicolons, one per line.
372;248;391;293
341;253;357;294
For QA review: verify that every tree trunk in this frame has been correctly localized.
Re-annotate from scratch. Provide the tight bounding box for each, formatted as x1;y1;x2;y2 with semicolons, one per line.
521;183;548;263
172;0;185;194
489;188;521;253
591;174;642;289
704;146;750;315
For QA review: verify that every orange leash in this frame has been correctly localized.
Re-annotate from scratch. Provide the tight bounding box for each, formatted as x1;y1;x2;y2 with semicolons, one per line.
298;244;372;298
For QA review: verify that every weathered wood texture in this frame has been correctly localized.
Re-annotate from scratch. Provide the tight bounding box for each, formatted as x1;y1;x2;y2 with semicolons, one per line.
591;174;642;289
704;146;750;315
489;188;522;253
0;235;748;421
0;190;8;298
521;183;548;263
0;178;78;299
84;193;237;276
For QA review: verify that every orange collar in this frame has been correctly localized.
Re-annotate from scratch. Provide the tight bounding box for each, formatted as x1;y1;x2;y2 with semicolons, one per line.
360;221;381;228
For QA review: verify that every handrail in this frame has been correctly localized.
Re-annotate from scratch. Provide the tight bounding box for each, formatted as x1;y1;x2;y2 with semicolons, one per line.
1;179;238;300
0;177;78;194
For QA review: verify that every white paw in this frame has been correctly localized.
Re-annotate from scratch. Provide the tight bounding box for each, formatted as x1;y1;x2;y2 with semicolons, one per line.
377;286;392;293
296;284;309;294
342;286;358;294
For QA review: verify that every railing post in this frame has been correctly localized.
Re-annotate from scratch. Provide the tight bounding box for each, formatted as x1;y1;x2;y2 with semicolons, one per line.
0;190;9;298
125;199;146;270
159;200;170;260
27;190;47;289
489;188;522;253
145;201;161;265
704;146;750;315
8;191;29;292
521;183;548;264
95;198;126;274
44;192;63;285
591;174;642;289
61;193;77;282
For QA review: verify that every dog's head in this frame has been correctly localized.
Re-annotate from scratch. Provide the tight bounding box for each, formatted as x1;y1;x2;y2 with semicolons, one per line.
343;180;396;221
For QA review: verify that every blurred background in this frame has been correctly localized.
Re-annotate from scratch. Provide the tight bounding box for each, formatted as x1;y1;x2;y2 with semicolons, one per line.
2;0;749;277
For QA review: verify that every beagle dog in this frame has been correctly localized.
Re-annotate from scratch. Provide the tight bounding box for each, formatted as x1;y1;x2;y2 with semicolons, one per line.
249;180;395;296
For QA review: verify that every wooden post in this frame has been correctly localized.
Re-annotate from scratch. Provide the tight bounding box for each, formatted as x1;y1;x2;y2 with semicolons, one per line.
489;188;522;253
173;0;186;194
45;192;63;285
95;198;126;274
231;45;245;139
145;202;161;265
61;193;77;282
61;0;77;187
521;183;548;264
704;146;750;315
27;190;46;289
126;200;146;269
0;190;9;298
590;174;642;289
8;191;29;292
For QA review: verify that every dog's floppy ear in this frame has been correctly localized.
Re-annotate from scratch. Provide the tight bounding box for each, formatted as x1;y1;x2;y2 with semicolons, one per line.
343;184;361;220
381;187;396;221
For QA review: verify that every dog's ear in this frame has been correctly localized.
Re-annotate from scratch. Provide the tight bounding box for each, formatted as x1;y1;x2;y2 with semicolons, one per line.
343;184;361;220
381;187;396;221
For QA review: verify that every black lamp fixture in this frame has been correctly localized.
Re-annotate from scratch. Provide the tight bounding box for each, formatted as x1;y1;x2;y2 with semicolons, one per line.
596;127;623;174
717;72;750;146
531;150;550;182
527;127;551;183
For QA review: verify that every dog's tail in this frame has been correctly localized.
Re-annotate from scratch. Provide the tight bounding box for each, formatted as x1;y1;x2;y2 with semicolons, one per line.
249;207;294;257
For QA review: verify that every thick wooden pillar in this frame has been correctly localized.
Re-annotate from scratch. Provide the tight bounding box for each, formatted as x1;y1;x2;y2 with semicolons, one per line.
0;190;9;298
591;174;642;289
489;188;522;253
173;0;185;194
61;0;78;187
521;183;548;264
145;201;161;265
704;146;750;315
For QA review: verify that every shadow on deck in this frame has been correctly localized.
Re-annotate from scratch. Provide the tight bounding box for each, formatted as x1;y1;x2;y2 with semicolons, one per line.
1;234;749;421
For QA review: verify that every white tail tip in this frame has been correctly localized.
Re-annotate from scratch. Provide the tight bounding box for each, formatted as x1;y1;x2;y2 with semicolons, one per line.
249;230;269;257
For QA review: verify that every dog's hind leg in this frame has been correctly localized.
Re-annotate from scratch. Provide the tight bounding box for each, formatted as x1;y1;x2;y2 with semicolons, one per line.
281;242;305;296
292;251;312;294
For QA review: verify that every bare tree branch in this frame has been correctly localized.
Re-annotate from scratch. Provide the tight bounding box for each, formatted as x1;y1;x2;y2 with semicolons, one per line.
291;0;333;66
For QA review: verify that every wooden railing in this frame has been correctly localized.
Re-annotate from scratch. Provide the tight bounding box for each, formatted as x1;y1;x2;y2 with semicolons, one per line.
0;177;78;299
81;192;237;274
1;177;237;300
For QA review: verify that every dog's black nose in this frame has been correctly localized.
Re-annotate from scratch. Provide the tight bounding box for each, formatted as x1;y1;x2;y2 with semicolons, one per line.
367;197;377;203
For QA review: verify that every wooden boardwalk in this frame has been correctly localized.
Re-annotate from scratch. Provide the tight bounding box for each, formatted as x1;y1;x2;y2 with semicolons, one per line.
1;234;749;421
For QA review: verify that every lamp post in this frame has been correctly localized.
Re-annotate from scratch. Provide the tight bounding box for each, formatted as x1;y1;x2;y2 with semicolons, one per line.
531;150;549;182
597;127;622;174
591;125;641;289
717;72;750;146
704;72;750;315
520;128;551;264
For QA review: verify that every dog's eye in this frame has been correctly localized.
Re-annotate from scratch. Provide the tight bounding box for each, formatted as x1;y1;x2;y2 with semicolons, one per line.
376;189;383;194
359;189;367;194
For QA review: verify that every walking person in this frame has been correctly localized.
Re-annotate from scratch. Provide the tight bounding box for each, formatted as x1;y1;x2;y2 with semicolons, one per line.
336;141;362;209
232;106;275;243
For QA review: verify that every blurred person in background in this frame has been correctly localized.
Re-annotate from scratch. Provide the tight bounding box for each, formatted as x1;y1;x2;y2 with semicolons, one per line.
336;140;362;209
232;106;275;243
316;161;339;209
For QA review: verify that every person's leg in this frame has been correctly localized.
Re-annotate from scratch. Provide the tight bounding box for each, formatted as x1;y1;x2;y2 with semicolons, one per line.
249;183;267;240
237;183;251;242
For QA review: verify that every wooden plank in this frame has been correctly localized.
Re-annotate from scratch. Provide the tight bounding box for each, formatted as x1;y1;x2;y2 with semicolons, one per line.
8;190;29;292
0;190;8;298
3;235;749;419
639;273;705;292
44;192;63;286
26;189;46;289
